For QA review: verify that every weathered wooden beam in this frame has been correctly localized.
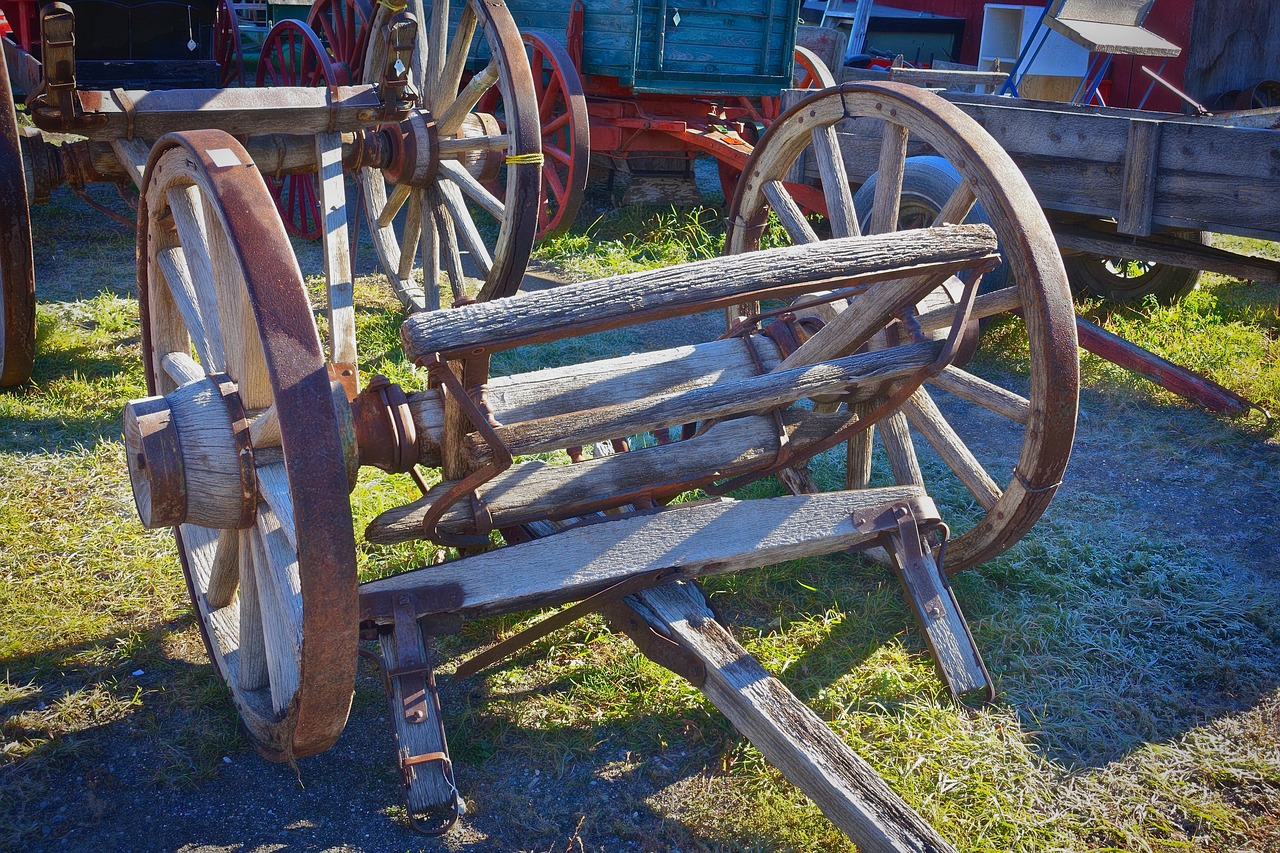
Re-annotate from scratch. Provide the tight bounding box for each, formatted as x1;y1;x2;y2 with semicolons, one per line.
399;226;999;361
628;581;958;853
50;86;388;141
1053;223;1280;284
358;487;930;622
367;416;781;544
464;341;943;462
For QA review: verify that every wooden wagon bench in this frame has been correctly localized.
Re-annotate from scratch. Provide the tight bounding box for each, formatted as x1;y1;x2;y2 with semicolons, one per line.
116;78;1078;846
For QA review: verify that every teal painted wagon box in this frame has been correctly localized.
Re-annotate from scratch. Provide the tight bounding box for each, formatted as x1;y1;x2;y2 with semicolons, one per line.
442;0;802;96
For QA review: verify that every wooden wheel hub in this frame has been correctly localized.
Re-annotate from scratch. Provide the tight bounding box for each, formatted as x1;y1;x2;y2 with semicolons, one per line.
382;110;439;188
123;373;257;530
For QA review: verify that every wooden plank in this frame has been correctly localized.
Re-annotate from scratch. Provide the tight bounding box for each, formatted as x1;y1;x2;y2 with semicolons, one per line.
465;341;943;461
367;416;781;543
400;226;999;360
359;487;931;620
883;529;988;697
1053;223;1280;283
629;581;957;853
315;131;357;372
71;86;388;141
1117;119;1160;237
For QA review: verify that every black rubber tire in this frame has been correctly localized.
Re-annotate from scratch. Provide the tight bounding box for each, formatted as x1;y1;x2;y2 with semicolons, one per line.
852;155;1010;294
1063;230;1205;304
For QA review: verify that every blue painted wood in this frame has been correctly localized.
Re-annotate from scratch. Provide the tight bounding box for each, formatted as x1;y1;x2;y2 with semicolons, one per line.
433;0;800;96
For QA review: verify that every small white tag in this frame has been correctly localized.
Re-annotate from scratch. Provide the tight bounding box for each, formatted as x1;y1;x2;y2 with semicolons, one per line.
187;38;197;51
672;9;681;25
207;147;242;168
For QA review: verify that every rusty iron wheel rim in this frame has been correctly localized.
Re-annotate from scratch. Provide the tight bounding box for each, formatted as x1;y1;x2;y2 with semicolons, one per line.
137;130;358;760
358;0;541;308
0;56;37;388
727;82;1079;573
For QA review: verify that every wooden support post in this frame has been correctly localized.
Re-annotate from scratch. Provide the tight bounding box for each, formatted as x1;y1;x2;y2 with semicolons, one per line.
1117;119;1160;237
628;581;958;853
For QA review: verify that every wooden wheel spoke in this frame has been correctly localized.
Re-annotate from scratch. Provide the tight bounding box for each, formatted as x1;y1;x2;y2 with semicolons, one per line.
437;160;505;220
206;529;240;609
930;366;1031;425
878;409;923;486
377;183;414;229
427;186;469;301
439;179;494;277
916;285;1022;335
246;522;302;714
420;207;442;311
438;135;509;157
436;2;478;109
810;126;859;238
248;404;281;446
902;388;1002;511
236;531;269;690
256;462;298;551
201;196;272;409
763;180;819;245
543;111;571;138
398;188;424;282
869;122;909;234
161;352;205;386
934;180;978;227
155;245;224;370
436;60;499;137
164;186;226;368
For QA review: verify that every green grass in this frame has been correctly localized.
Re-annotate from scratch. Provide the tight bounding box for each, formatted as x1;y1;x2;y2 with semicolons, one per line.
3;203;1279;850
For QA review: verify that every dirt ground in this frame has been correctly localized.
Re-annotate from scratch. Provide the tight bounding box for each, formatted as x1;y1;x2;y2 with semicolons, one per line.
8;185;1280;853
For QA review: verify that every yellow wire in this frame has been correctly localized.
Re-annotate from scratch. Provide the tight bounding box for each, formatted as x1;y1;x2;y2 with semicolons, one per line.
504;153;545;165
377;0;408;11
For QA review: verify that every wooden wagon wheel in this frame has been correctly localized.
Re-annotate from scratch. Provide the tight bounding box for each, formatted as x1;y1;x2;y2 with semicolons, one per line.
727;82;1079;573
213;0;246;88
0;56;36;388
517;30;589;239
256;20;347;240
307;0;374;82
358;0;541;310
127;130;358;760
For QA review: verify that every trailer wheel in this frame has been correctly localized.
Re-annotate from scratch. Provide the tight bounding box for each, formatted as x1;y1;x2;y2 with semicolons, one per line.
1064;229;1205;304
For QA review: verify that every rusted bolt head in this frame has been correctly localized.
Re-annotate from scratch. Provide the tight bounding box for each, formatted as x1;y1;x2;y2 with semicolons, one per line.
123;395;188;528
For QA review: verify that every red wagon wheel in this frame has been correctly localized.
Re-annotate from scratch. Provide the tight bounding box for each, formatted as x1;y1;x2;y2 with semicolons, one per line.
477;30;589;240
727;83;1079;573
256;20;347;240
128;130;358;760
358;0;541;310
0;55;36;388
213;0;246;88
307;0;374;84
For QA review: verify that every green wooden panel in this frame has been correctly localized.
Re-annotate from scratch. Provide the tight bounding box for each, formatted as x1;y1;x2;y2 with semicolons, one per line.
426;0;800;94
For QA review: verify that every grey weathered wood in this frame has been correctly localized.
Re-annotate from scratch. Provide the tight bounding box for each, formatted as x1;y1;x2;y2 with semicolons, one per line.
359;487;931;621
70;86;389;142
465;341;943;462
400;227;999;360
777;269;960;370
811;125;859;238
378;625;453;808
109;137;151;187
929;366;1031;425
367;416;781;543
915;286;1021;335
1117;119;1160;237
901;389;1001;511
1053;224;1280;284
883;533;987;697
315;131;358;372
404;335;784;468
869;122;909;236
629;581;957;853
